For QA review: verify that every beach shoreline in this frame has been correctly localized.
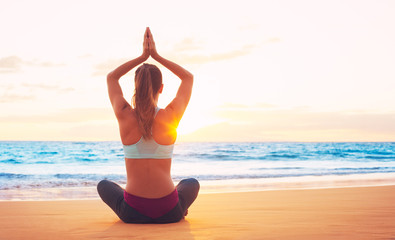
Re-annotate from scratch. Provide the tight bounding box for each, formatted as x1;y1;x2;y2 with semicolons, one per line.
0;185;394;240
1;172;395;201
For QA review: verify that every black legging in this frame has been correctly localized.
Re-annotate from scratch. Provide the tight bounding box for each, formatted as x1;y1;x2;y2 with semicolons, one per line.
97;178;200;223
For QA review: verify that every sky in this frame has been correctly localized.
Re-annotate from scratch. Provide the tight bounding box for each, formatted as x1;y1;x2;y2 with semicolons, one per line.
0;0;394;142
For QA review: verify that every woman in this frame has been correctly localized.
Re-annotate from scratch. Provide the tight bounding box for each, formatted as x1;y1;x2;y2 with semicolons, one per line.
97;27;199;223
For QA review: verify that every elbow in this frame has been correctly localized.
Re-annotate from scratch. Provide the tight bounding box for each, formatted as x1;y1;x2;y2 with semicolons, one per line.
184;73;193;83
107;71;117;82
189;74;194;86
190;74;194;85
107;71;113;80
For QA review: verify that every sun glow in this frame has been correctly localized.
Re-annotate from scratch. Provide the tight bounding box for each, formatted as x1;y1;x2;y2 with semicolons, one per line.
1;0;395;141
177;112;222;136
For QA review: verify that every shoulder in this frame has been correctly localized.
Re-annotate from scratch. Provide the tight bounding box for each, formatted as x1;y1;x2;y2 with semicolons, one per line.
156;107;178;124
116;107;139;129
153;108;177;144
118;108;141;144
114;105;135;121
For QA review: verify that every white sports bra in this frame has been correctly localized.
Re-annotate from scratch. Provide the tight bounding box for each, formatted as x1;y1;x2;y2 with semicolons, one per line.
123;107;174;159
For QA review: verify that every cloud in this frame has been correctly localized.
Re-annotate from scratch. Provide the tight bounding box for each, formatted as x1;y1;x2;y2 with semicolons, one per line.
61;123;119;141
166;36;279;65
2;105;393;142
0;56;64;73
173;38;203;52
215;107;395;132
92;38;278;75
30;61;64;67
169;44;258;65
0;83;35;103
263;37;281;44
22;83;74;93
0;83;75;104
0;93;36;103
0;56;23;73
218;102;277;110
92;43;259;75
0;108;114;123
179;107;395;142
92;58;128;76
0;120;119;141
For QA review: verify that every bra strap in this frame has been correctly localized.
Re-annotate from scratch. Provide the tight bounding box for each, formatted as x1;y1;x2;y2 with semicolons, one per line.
151;107;161;135
154;107;160;118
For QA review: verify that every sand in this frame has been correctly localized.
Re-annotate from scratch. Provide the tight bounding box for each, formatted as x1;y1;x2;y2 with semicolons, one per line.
0;185;394;240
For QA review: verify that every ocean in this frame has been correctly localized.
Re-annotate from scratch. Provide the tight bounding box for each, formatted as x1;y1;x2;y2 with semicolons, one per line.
1;141;395;200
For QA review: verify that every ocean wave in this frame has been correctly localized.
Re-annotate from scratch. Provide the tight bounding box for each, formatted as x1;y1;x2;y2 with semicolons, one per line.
1;141;394;192
0;173;127;190
265;153;300;159
35;161;55;164
364;156;395;160
0;159;23;164
175;153;237;161
0;172;29;179
38;151;59;155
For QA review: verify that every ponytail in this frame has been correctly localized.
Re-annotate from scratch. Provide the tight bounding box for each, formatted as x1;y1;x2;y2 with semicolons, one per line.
133;64;162;139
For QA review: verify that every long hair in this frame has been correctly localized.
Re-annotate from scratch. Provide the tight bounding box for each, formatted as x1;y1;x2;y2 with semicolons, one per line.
133;63;162;139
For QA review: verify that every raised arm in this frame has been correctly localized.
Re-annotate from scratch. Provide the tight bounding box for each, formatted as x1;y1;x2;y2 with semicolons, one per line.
147;28;194;124
107;29;150;119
